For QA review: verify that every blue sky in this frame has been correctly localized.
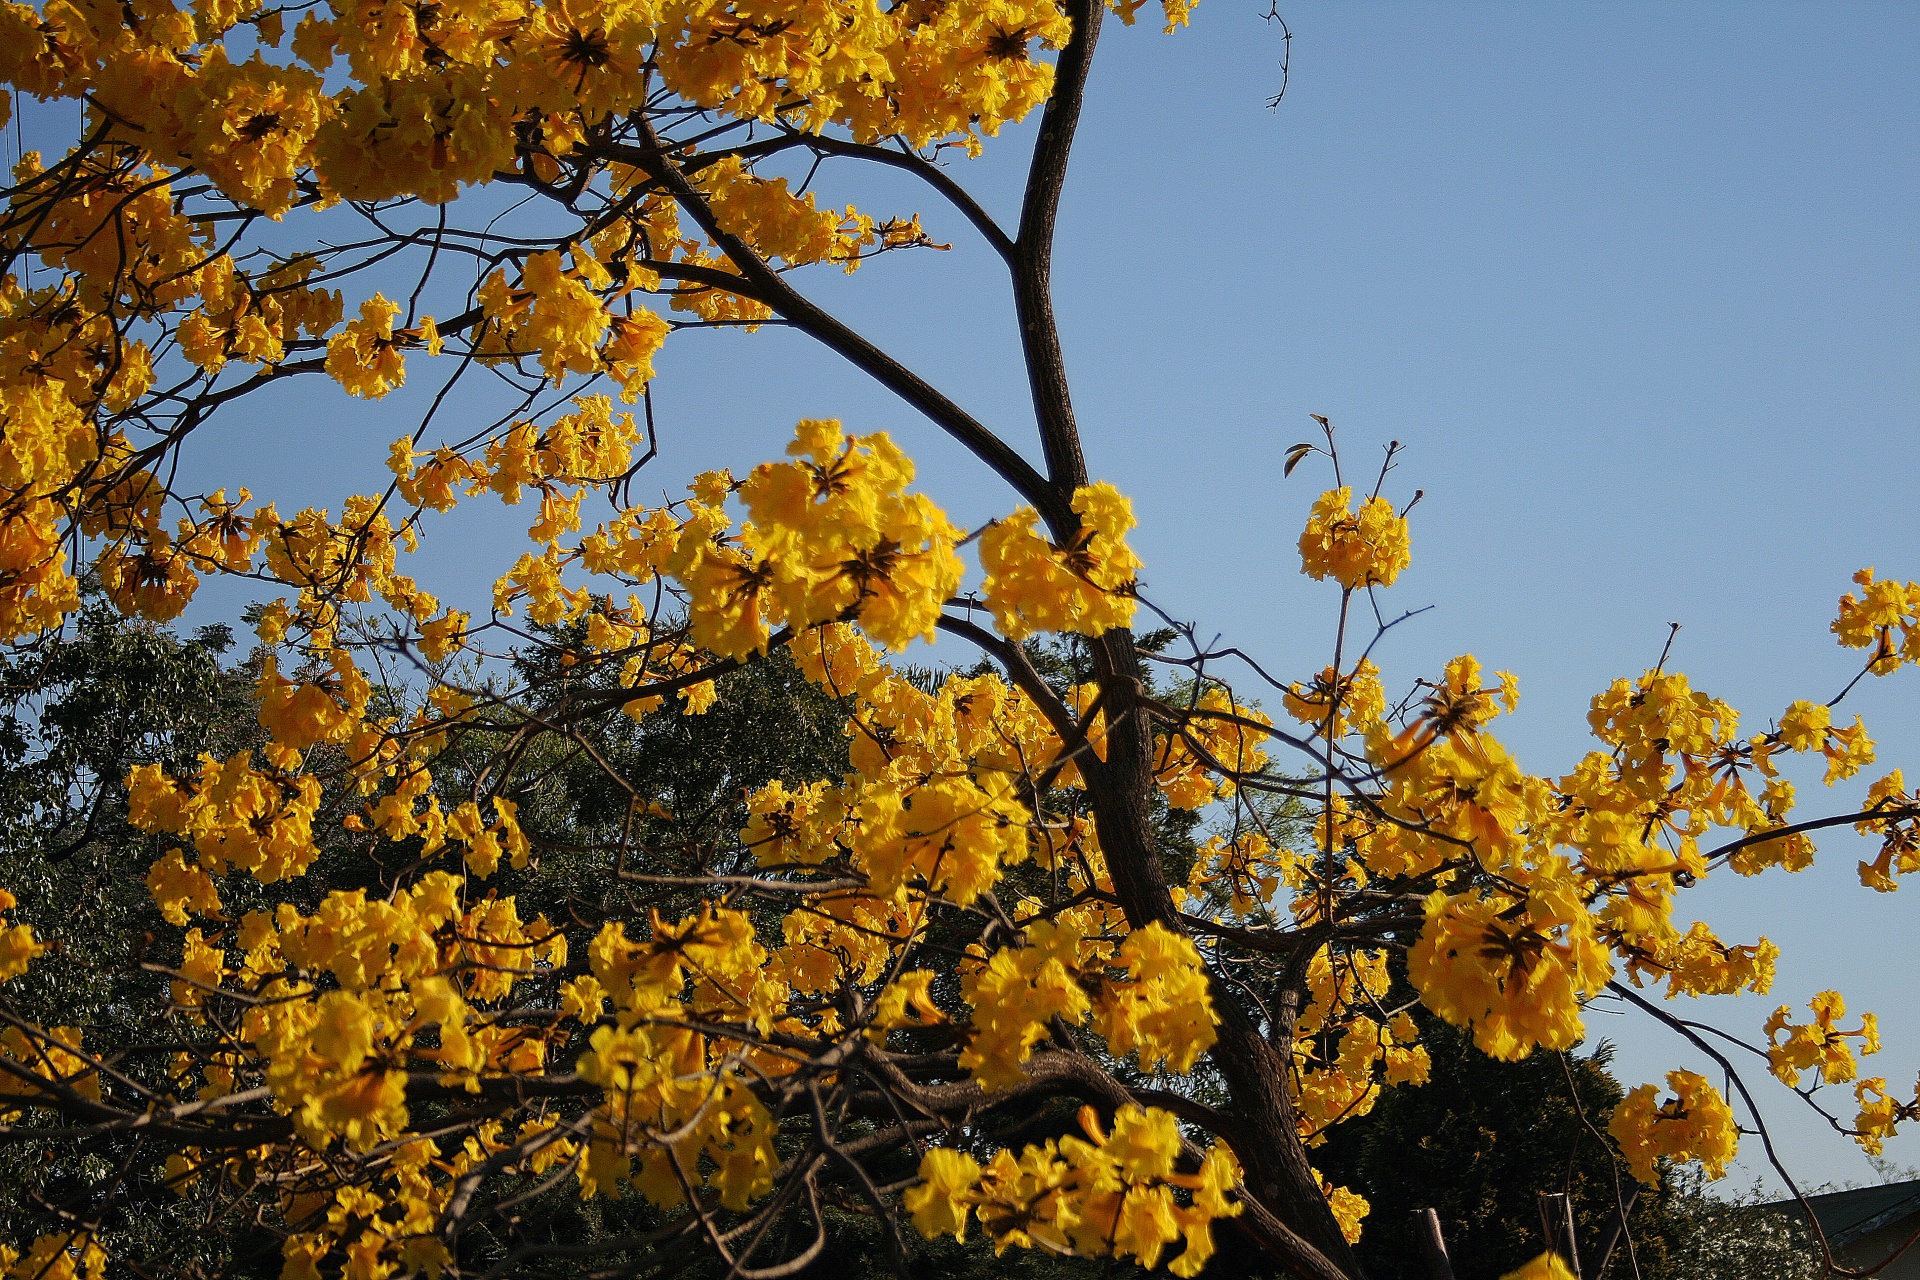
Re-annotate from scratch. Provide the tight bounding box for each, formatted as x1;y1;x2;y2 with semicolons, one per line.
136;2;1918;1193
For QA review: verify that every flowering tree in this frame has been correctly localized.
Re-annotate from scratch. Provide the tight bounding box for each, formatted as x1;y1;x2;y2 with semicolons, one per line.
0;0;1915;1277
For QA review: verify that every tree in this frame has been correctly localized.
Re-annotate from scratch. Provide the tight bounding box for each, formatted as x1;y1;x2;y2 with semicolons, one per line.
0;3;1914;1279
1311;1015;1673;1280
1655;1171;1820;1280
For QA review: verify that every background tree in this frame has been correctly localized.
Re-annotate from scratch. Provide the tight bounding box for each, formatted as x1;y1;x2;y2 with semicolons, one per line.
1313;1016;1667;1280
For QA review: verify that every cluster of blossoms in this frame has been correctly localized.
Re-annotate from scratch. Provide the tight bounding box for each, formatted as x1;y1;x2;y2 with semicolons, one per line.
1290;949;1431;1144
0;887;41;980
1832;567;1920;675
1256;479;1920;1187
0;0;1191;651
1296;485;1412;590
957;918;1218;1088
906;1105;1244;1276
1608;1070;1739;1184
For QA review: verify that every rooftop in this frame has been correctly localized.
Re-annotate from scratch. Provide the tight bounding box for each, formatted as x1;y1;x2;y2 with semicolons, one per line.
1768;1179;1920;1248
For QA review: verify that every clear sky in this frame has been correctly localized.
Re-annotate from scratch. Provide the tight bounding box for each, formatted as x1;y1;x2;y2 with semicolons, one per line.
149;2;1917;1194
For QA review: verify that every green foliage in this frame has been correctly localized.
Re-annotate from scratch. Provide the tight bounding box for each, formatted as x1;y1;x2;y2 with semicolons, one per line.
1654;1171;1819;1280
1310;1014;1670;1279
0;592;262;1023
0;594;267;1275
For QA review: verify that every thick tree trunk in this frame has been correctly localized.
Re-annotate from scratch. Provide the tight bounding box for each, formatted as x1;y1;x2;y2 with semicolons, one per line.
1007;4;1367;1274
1083;630;1366;1280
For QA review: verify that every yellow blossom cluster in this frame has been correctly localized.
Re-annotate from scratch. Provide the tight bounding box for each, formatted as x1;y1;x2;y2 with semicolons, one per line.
730;420;965;651
1764;991;1880;1089
0;888;43;981
0;1233;106;1280
1290;949;1430;1141
575;1022;776;1209
1355;656;1531;882
1774;698;1875;786
1852;1076;1920;1157
738;640;1112;938
393;394;646;522
274;1127;572;1280
228;878;564;1150
979;482;1142;640
1154;688;1273;809
1607;1070;1738;1183
701;155;893;271
1;1021;97;1117
1284;657;1386;739
470;248;669;392
492;420;971;661
1297;486;1411;590
949;931;1079;1086
1090;922;1220;1075
1184;831;1304;915
1407;884;1611;1062
1857;769;1920;890
129;753;324;921
1626;921;1779;1000
1316;1173;1371;1245
957;919;1217;1089
176;256;343;375
1832;567;1920;674
576;906;792;1204
906;1105;1242;1277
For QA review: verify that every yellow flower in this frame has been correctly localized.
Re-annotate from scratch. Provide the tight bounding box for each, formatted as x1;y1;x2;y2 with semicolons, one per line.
1408;885;1611;1061
959;921;1094;1089
97;533;199;621
0;889;45;982
855;774;1030;908
325;295;406;398
1153;688;1272;809
1764;991;1879;1088
1831;567;1920;674
1297;486;1411;589
1608;1070;1738;1184
905;1147;982;1241
1317;1173;1370;1245
1;1232;107;1280
146;852;223;927
1092;922;1220;1075
1852;1076;1920;1157
1502;1254;1579;1280
979;484;1142;640
176;49;335;217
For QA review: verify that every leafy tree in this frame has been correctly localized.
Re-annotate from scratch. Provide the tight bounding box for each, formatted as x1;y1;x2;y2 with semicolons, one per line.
0;588;256;1030
1311;1016;1663;1280
0;592;284;1274
0;4;1914;1280
1654;1171;1820;1280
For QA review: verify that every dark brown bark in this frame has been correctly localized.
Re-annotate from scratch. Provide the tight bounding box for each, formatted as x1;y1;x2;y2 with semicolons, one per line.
1014;0;1102;511
1007;4;1366;1275
1076;646;1364;1280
